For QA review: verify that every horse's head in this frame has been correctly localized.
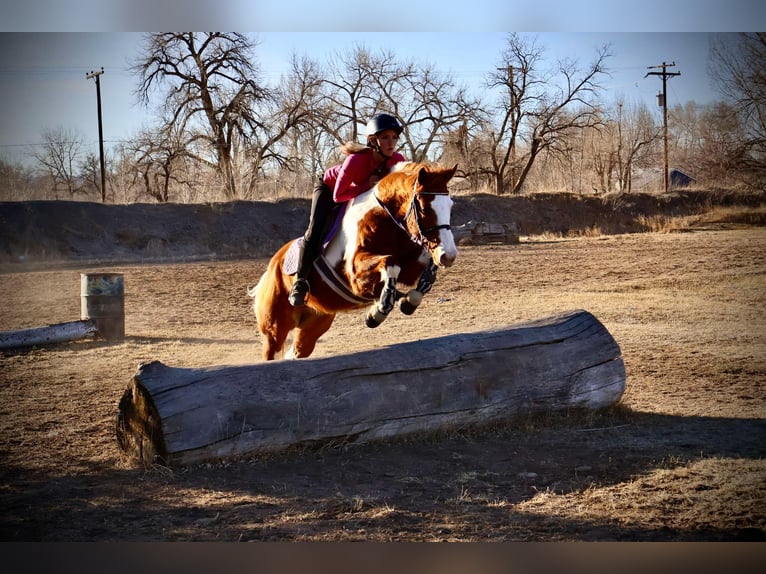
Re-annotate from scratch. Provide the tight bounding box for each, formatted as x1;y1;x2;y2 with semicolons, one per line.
408;163;459;268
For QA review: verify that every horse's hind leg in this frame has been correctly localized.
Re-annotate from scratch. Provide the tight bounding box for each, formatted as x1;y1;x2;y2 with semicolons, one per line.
289;312;336;358
253;273;295;361
260;324;290;361
257;308;293;361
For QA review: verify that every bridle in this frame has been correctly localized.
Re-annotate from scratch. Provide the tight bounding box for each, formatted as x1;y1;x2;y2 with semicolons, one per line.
375;180;452;250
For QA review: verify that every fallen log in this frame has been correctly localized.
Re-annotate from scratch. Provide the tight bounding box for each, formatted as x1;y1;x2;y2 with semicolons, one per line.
0;320;97;350
116;309;626;467
0;272;124;351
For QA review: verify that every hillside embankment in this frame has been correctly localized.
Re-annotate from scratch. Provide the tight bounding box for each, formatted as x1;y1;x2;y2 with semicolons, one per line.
1;189;762;266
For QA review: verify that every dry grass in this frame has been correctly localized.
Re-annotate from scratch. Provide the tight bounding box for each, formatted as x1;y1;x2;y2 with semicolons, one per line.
637;204;766;233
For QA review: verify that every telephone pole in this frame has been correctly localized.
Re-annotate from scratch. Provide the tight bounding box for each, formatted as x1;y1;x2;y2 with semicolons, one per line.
499;65;517;192
645;62;680;194
85;67;106;203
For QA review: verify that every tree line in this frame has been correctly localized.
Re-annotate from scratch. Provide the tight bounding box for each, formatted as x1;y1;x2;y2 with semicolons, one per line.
1;32;764;203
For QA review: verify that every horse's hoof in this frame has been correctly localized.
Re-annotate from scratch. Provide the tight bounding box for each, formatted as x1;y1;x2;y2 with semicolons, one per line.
400;290;422;315
365;308;386;328
400;299;416;315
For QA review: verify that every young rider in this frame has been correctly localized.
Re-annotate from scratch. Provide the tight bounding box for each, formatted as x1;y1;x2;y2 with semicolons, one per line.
288;113;406;307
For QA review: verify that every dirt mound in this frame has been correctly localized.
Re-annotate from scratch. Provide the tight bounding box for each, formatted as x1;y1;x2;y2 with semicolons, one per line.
0;199;307;266
0;189;760;266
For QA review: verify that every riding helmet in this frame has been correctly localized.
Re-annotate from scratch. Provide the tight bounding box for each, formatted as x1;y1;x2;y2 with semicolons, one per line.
366;113;403;136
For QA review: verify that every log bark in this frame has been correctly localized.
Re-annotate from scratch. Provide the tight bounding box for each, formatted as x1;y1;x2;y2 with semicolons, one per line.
0;320;97;350
116;309;626;467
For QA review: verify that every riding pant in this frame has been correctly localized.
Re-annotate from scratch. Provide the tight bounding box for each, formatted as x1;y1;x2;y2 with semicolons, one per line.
297;179;334;279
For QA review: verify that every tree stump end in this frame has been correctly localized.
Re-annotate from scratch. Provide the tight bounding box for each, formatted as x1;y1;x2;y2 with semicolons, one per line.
116;361;168;466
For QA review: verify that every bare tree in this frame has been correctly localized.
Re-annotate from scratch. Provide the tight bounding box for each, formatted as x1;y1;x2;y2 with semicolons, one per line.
0;156;36;201
306;45;481;168
696;101;751;185
241;53;324;198
131;32;270;199
316;45;380;147
79;151;114;202
122;123;196;203
668;101;703;171
581;100;661;194
484;33;610;195
586;122;619;194
370;58;482;163
709;32;766;183
32;127;87;199
616;100;662;192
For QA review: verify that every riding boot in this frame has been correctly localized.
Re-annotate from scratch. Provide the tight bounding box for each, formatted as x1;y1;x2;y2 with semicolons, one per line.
289;180;334;307
288;244;312;307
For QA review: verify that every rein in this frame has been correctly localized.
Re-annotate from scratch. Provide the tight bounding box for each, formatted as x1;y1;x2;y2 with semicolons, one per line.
375;180;451;249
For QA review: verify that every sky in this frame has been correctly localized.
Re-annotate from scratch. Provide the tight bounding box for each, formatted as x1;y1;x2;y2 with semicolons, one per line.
0;1;763;165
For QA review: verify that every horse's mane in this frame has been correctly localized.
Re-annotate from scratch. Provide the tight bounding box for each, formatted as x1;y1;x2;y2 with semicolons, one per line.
390;161;419;175
382;161;454;194
376;162;419;206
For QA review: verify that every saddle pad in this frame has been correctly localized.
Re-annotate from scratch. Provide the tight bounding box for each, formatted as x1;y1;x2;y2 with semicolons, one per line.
283;237;303;276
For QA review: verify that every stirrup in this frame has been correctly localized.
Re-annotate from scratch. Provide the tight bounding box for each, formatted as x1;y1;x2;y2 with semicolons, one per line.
289;278;310;307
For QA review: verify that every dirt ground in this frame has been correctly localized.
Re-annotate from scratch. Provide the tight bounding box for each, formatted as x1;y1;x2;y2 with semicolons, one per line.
1;219;764;541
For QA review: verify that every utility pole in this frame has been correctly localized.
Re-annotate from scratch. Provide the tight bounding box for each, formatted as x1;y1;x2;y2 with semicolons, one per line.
645;62;680;194
499;65;517;193
85;67;106;203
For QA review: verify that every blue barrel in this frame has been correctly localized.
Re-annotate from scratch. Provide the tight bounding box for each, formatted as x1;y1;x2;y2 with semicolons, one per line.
80;273;125;341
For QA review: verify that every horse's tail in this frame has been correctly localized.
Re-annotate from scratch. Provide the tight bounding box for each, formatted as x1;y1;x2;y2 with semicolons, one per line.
249;248;295;360
247;272;267;319
246;277;262;300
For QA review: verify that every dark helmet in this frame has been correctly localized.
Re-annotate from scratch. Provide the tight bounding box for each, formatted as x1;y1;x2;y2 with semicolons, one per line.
366;113;403;137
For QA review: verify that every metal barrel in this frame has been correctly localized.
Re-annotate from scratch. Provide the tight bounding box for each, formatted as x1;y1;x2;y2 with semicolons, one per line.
80;273;125;341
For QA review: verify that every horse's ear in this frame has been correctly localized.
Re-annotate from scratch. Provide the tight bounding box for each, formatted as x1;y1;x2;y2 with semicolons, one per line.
417;166;428;186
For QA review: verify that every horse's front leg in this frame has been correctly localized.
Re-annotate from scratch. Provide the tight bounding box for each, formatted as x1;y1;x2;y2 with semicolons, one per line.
400;259;438;316
365;265;403;328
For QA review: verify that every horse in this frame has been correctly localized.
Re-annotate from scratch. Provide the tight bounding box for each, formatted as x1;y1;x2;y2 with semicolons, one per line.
249;161;459;360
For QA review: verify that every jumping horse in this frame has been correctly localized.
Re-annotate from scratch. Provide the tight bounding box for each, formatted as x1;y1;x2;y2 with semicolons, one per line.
249;161;459;360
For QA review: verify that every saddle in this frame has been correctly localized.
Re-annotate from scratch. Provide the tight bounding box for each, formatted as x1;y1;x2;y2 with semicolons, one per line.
282;203;344;273
282;202;371;304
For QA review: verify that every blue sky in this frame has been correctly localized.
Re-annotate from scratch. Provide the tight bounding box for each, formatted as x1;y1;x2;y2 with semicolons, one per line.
0;0;763;164
0;32;731;162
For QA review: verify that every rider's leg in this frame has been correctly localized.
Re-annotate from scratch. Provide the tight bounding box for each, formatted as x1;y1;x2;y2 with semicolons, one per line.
289;180;334;307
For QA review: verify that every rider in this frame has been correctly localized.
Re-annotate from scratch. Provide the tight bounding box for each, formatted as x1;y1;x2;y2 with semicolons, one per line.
288;113;406;307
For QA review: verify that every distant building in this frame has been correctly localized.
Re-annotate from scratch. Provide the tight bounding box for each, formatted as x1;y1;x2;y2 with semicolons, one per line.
632;167;697;192
669;168;696;188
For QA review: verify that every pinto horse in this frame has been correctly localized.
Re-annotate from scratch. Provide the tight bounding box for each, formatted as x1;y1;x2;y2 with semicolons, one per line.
249;161;458;360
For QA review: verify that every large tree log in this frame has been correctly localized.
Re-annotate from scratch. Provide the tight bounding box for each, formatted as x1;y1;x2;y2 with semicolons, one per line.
116;309;626;467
